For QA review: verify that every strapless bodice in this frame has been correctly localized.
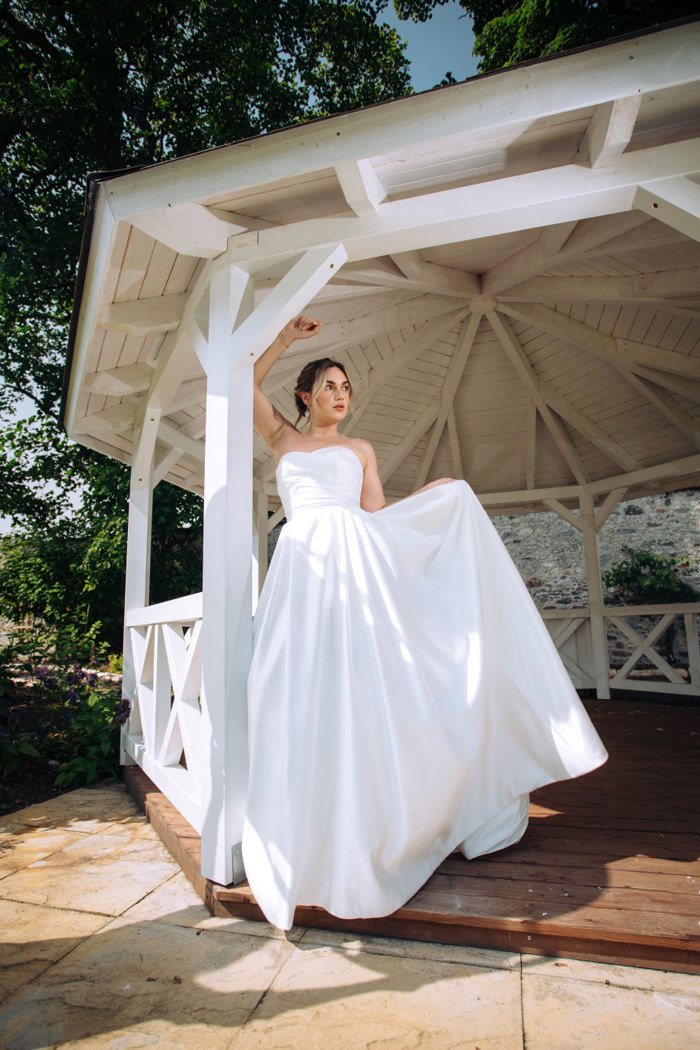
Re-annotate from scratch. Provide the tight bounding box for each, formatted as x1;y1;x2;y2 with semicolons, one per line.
275;446;363;518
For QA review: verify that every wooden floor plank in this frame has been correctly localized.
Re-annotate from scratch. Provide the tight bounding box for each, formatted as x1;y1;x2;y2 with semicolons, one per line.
124;700;700;973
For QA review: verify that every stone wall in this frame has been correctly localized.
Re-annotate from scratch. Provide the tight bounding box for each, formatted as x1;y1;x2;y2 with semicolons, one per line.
492;488;700;672
491;488;700;610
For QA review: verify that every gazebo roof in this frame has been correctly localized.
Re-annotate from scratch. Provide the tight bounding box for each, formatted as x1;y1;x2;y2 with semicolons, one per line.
63;20;700;512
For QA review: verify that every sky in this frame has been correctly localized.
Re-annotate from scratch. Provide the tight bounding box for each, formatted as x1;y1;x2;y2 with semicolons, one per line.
380;2;479;91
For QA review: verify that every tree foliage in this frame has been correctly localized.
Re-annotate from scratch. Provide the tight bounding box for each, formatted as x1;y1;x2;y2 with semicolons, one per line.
394;0;698;72
0;0;410;654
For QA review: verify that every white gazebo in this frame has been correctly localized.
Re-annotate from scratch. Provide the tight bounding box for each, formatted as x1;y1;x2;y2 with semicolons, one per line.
63;21;700;886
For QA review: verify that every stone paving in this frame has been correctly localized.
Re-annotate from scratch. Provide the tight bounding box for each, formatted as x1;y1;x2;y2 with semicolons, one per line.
0;782;698;1049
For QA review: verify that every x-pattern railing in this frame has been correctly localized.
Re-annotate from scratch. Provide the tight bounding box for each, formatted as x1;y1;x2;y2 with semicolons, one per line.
122;592;203;831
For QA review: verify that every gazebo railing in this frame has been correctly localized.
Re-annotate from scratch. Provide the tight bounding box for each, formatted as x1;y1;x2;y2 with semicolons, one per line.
122;592;203;831
543;603;700;696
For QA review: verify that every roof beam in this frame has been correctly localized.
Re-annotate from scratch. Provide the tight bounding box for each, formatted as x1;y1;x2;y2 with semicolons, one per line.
97;292;189;334
228;243;348;367
626;365;700;403
499;269;700;302
498;301;700;381
622;372;700;450
105;23;700;222
83;363;155;396
413;312;481;488
634;177;700;244
483;213;647;296
389;252;480;298
487;310;589;485
227;140;700;273
446;406;463;479
335;159;387;216
129;203;249;258
575;95;641;169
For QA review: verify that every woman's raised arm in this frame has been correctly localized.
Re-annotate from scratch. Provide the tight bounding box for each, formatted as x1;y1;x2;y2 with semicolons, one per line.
253;315;322;449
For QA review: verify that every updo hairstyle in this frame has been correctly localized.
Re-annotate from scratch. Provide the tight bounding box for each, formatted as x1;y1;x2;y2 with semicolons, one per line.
294;358;353;426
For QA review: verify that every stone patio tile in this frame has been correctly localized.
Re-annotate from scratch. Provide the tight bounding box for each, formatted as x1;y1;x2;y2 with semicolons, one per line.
230;942;523;1049
120;870;306;942
0;824;87;878
523;953;700;997
0;917;293;1050
6;782;140;834
299;926;520;970
0;820;178;915
522;971;700;1050
0;899;112;1003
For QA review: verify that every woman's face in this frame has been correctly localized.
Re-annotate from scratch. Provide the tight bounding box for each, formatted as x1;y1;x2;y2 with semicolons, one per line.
308;366;351;423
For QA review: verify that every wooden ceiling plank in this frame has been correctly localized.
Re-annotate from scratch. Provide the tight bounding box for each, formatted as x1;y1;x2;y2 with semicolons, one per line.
413;312;481;488
500;301;700;381
634;177;700;244
623;371;700;449
487;310;590;485
379;399;440;484
576;96;642;169
158;420;205;462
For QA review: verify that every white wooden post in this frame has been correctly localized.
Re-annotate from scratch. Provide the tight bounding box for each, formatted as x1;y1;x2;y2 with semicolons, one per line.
580;491;611;699
197;260;255;885
196;244;347;885
121;427;154;763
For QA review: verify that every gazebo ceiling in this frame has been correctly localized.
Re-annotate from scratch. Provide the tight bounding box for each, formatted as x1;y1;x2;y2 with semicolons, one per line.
63;21;700;512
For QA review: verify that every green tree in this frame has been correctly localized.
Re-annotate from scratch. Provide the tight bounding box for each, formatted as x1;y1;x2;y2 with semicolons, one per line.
0;0;410;652
394;0;698;72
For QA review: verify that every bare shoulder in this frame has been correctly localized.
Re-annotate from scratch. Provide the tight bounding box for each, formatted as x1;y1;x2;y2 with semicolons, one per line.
347;437;376;470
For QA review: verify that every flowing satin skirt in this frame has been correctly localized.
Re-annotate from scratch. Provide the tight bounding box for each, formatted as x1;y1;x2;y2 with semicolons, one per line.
243;453;607;930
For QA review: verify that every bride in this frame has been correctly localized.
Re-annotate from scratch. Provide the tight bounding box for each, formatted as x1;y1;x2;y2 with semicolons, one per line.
242;314;608;931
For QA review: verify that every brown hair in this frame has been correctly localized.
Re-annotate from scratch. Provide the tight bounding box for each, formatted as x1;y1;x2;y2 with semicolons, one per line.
293;358;353;426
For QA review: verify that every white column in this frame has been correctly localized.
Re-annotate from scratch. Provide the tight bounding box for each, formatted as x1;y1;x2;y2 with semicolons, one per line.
198;262;254;885
121;434;154;763
580;491;610;699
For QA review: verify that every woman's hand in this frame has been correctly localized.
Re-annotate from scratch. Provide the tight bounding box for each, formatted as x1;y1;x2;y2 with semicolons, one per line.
280;315;322;347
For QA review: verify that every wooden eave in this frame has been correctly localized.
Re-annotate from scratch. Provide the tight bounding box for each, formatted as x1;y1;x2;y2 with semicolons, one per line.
63;20;700;511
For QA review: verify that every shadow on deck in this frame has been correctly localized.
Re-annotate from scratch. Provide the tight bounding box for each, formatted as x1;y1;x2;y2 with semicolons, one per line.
124;700;700;974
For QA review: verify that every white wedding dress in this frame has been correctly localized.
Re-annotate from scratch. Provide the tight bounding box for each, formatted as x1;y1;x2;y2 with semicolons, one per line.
242;446;607;930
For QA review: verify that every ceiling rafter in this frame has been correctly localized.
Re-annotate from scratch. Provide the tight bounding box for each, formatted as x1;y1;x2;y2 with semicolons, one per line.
499;268;700;303
483;213;648;296
413;312;482;488
487;310;590;485
498;301;700;381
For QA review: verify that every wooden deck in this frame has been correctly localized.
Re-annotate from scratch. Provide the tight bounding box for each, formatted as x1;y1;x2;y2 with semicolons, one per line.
124;699;700;973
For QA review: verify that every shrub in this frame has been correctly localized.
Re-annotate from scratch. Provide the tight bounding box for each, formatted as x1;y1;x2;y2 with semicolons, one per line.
603;547;697;605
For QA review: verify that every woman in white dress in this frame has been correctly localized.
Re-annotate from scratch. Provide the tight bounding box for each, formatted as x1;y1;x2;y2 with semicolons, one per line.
242;314;608;931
